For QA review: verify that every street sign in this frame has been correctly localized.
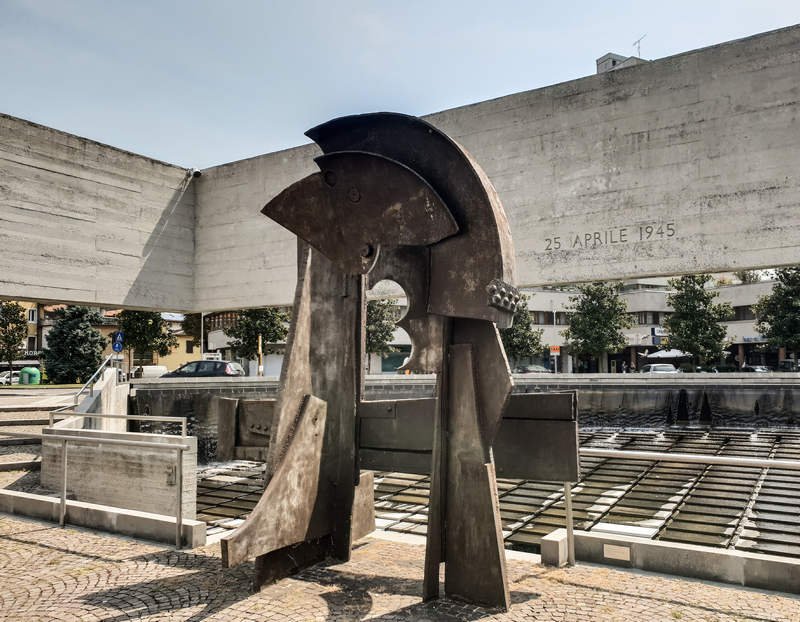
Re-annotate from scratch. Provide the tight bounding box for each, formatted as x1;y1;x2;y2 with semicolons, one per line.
111;331;124;353
549;345;561;355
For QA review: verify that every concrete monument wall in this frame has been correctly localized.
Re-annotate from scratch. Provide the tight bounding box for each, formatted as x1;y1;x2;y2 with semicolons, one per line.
196;25;800;309
1;25;799;310
0;113;196;310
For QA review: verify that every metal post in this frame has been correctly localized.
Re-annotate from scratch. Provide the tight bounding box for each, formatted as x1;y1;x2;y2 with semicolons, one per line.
564;481;575;566
175;447;183;549
60;439;68;527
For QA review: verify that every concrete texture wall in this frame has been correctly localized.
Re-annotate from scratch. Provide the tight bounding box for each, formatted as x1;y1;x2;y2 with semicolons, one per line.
41;429;197;519
0;113;196;310
2;25;799;311
195;25;800;309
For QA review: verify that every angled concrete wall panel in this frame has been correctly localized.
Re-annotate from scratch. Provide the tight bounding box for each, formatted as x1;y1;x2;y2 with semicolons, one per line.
0;114;196;310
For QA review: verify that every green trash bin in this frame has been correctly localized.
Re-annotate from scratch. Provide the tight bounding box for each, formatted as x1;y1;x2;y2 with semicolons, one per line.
27;367;41;385
19;367;40;385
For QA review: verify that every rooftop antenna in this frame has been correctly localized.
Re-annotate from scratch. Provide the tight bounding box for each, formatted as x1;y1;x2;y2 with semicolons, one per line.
633;34;646;57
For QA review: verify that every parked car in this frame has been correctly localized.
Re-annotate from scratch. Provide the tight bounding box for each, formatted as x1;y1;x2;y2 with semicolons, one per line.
639;363;680;374
0;371;20;385
513;364;552;373
161;360;246;378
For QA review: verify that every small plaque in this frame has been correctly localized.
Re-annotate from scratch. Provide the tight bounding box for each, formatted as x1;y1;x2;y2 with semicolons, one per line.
603;544;631;562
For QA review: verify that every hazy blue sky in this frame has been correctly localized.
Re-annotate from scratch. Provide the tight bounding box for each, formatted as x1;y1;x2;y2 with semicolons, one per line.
2;1;798;168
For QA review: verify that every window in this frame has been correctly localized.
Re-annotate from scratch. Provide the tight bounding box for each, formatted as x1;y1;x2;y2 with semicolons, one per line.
27;308;37;323
733;306;755;321
186;340;195;354
27;336;36;352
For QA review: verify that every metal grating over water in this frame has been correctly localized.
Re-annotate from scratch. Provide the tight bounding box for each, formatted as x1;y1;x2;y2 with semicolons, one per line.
194;429;800;558
373;428;800;558
196;461;266;537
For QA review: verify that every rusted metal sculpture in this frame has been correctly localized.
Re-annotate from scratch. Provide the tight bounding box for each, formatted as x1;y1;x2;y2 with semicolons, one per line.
221;112;574;609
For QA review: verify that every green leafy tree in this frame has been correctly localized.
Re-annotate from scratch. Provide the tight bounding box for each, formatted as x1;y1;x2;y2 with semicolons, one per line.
0;302;27;374
119;310;179;370
665;274;733;365
753;266;800;353
41;306;106;383
224;307;290;359
562;282;632;372
500;294;544;365
181;313;202;349
366;299;399;356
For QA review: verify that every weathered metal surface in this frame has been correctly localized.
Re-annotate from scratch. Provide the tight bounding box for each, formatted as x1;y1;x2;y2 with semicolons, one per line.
262;151;457;274
220;394;326;568
442;344;510;608
238;400;275;447
358;398;436;474
494;392;580;482
351;471;377;542
368;247;445;373
234;112;539;609
212;396;239;462
452;318;514;448
308;113;516;328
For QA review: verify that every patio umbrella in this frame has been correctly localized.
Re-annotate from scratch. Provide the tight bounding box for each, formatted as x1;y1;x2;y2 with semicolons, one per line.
646;349;690;359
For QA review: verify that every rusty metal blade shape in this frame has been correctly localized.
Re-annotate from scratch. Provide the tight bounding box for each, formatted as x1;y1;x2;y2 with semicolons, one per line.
220;394;327;568
262;151;457;274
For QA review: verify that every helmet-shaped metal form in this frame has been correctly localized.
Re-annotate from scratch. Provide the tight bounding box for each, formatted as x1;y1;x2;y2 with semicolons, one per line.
222;113;519;609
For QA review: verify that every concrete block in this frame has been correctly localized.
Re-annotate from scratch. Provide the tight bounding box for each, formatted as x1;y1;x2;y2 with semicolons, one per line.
572;530;800;595
0;489;205;547
541;528;569;567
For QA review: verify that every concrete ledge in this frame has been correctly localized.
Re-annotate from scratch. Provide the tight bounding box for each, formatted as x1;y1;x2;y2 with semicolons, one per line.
566;529;800;595
0;489;205;548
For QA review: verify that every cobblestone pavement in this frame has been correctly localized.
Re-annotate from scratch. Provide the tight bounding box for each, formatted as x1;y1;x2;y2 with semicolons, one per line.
2;515;799;621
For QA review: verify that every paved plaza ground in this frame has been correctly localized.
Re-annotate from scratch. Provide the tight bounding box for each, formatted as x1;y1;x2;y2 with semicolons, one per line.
2;514;799;621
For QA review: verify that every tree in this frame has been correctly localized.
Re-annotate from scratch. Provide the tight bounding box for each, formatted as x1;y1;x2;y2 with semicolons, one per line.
753;266;800;353
118;310;179;370
734;270;761;284
0;302;27;374
41;306;106;383
181;313;202;349
500;294;544;365
366;299;399;356
665;274;733;365
224;307;290;359
561;282;632;372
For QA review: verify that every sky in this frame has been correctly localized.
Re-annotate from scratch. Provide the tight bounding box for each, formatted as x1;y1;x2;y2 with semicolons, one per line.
1;1;798;169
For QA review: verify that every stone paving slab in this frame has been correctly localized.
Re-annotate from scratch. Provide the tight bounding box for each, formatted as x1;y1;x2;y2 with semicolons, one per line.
1;514;799;621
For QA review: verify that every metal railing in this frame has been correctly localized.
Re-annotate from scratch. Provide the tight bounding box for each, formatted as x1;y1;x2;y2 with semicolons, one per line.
558;448;800;566
1;418;190;548
48;410;188;437
73;354;119;405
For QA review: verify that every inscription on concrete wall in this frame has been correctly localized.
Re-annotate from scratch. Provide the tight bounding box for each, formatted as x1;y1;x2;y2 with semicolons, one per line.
544;222;676;251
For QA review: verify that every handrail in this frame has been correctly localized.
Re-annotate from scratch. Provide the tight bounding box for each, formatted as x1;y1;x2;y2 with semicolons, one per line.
74;354;117;405
580;448;800;470
49;410;188;437
1;428;190;548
